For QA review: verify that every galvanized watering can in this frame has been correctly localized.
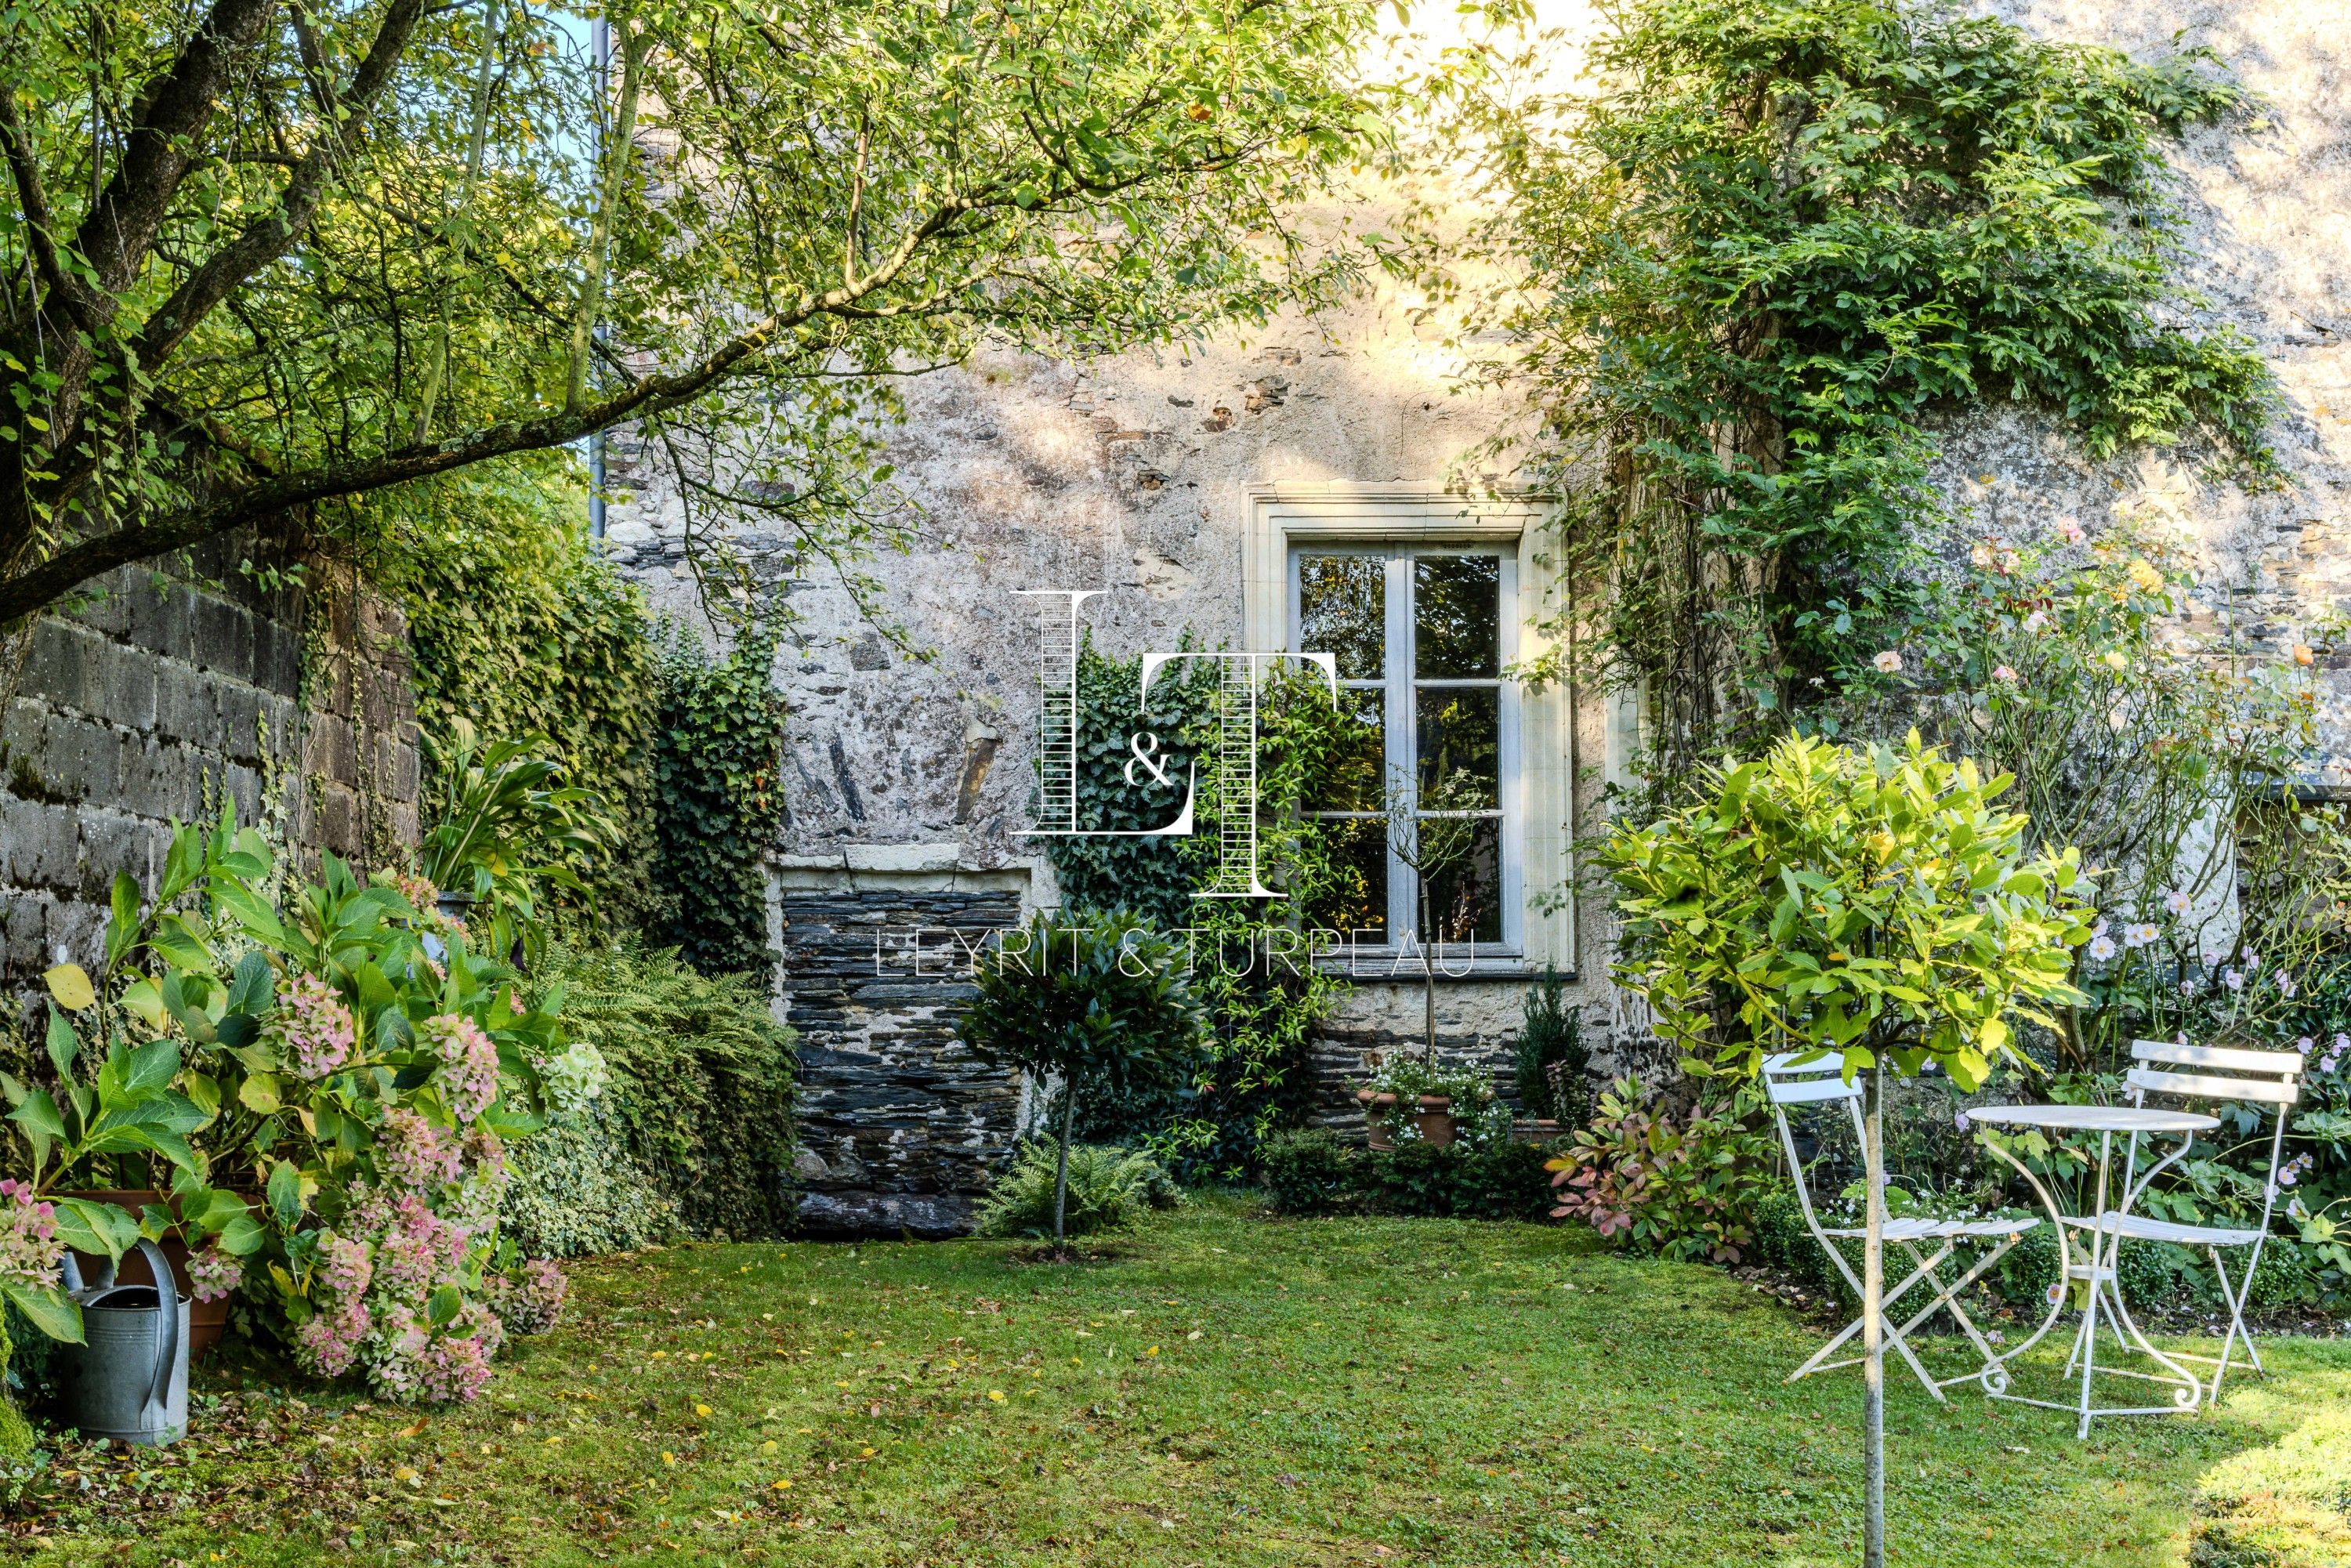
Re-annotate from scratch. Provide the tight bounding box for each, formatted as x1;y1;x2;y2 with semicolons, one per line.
56;1237;188;1446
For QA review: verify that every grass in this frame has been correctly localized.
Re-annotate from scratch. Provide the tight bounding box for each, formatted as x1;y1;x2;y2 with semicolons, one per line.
8;1198;2350;1566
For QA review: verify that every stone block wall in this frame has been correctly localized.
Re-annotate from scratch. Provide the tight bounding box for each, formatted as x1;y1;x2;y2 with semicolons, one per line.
0;533;420;984
776;857;1033;1237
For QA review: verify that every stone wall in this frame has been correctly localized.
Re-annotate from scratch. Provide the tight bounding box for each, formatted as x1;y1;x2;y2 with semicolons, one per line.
776;854;1034;1237
0;533;420;984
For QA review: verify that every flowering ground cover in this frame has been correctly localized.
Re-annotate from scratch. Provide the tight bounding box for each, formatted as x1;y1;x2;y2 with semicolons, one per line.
5;1200;2347;1566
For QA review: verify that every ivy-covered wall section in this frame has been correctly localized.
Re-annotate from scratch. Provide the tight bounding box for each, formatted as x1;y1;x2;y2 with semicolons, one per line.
1448;0;2280;774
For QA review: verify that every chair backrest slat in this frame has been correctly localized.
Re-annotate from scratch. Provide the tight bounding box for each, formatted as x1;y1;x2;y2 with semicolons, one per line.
1764;1074;1863;1106
2131;1039;2303;1075
2124;1066;2300;1106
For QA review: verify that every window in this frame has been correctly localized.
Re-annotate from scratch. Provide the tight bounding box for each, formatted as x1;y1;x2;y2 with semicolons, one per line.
1288;545;1520;952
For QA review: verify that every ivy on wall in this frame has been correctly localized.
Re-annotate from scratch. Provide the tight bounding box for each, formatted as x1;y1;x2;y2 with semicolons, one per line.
1435;0;2279;776
393;459;660;927
1041;641;1368;1172
650;629;790;981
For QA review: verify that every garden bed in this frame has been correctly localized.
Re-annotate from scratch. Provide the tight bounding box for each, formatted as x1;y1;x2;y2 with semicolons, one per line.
5;1202;2348;1566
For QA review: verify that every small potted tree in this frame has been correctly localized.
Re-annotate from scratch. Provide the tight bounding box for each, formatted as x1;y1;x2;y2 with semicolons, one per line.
1601;731;2090;1568
1357;767;1488;1142
962;910;1204;1255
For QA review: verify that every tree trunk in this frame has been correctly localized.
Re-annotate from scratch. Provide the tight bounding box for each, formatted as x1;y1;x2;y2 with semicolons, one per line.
1421;872;1436;1063
1863;1063;1886;1568
1052;1087;1076;1253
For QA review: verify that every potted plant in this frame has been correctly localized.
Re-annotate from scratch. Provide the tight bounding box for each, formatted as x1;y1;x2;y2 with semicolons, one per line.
1355;1058;1503;1151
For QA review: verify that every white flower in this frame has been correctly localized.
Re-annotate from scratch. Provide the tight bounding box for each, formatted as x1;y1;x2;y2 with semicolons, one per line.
2023;610;2050;633
2087;935;2117;961
2092;917;2110;938
2224;968;2244;992
2296;1037;2315;1056
2054;517;2085;545
2122;923;2160;949
2335;1033;2349;1052
1954;1110;1972;1132
2179;979;2199;997
1971;540;1997;569
2161;889;2192;918
2278;972;2297;998
1873;650;1904;675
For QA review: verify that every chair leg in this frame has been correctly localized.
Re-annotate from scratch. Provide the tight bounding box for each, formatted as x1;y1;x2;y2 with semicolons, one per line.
2207;1248;2262;1403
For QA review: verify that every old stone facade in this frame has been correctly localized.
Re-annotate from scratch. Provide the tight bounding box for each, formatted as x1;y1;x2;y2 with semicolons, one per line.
602;0;2351;1231
0;531;421;986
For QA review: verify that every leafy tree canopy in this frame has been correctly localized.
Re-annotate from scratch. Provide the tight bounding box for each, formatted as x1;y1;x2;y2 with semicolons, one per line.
1;0;1391;632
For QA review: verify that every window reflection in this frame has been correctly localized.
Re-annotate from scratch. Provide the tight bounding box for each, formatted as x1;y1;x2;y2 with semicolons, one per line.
1421;818;1502;944
1298;556;1384;679
1414;688;1498;806
1414;556;1499;679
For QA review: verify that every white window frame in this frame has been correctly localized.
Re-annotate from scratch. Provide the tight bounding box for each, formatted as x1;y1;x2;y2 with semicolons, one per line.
1242;484;1574;978
1285;543;1521;953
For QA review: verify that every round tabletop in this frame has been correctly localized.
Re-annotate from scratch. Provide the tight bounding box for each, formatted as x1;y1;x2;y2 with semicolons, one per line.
1968;1104;2218;1134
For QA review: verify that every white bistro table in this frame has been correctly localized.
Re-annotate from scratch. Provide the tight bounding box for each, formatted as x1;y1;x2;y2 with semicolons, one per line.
1966;1104;2220;1436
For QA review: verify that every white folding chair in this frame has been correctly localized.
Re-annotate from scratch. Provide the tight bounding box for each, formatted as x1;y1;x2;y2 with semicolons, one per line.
1762;1052;2039;1402
2085;1039;2302;1406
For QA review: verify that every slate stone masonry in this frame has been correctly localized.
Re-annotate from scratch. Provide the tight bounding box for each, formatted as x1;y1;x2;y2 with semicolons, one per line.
0;533;420;986
779;871;1031;1237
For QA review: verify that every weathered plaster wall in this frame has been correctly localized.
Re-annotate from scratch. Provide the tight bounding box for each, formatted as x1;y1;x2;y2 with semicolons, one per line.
0;533;421;987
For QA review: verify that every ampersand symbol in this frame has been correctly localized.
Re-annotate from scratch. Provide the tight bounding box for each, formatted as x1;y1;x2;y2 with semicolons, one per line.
1123;730;1174;788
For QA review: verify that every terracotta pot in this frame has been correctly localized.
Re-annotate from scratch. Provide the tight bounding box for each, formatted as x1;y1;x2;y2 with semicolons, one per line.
1356;1089;1400;1150
1412;1095;1458;1150
1514;1117;1563;1145
55;1190;247;1362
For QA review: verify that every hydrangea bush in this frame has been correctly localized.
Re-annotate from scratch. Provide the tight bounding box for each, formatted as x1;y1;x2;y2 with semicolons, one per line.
90;811;577;1403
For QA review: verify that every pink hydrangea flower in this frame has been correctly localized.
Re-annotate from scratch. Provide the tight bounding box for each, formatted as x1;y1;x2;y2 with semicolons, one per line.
277;972;357;1078
377;1107;464;1190
185;1248;243;1304
0;1180;60;1287
422;1014;501;1122
295;1300;372;1379
494;1258;568;1336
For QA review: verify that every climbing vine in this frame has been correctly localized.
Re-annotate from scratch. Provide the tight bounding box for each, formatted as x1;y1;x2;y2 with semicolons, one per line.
1041;642;1373;1172
1421;0;2278;778
391;458;660;928
649;628;790;981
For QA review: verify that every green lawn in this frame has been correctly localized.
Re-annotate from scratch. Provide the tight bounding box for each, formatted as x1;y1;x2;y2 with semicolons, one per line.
9;1200;2349;1566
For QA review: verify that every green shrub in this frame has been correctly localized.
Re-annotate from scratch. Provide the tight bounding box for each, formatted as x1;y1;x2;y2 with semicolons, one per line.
516;943;796;1244
975;1143;1176;1240
1516;969;1587;1129
1257;1128;1359;1215
1363;1142;1557;1222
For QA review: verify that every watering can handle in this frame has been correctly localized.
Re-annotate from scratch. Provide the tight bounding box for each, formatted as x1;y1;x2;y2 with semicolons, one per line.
131;1237;178;1432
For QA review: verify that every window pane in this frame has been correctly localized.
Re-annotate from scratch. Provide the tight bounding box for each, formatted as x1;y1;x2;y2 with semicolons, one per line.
1298;556;1385;679
1308;688;1386;812
1414;556;1499;679
1420;817;1502;944
1306;817;1388;941
1415;686;1498;806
